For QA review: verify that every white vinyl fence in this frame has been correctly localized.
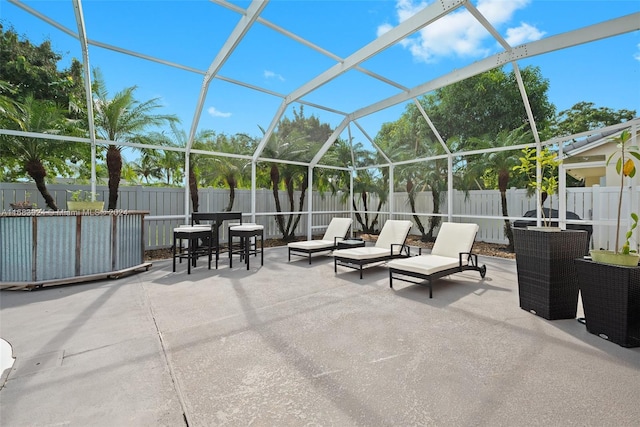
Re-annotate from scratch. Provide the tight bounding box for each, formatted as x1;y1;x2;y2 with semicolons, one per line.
1;183;638;252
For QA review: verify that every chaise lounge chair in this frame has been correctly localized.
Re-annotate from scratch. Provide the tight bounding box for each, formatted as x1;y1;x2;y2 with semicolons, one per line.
288;217;353;264
333;219;413;279
388;222;487;298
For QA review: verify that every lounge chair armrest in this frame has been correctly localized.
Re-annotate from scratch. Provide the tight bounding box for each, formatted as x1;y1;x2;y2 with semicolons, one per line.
390;243;409;256
458;251;478;267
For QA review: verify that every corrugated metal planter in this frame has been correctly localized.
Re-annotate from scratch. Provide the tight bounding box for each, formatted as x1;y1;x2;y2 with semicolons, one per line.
0;210;151;289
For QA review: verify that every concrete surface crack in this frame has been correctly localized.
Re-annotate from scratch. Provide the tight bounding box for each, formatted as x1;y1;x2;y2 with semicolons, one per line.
142;285;191;427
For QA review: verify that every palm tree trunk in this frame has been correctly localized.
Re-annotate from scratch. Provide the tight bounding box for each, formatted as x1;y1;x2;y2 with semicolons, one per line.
370;199;384;234
408;191;426;240
498;170;514;251
25;158;58;210
362;191;370;232
226;185;236;212
352;198;365;232
270;164;286;237
189;168;199;212
106;145;122;210
290;176;308;240
426;189;441;241
225;175;237;212
284;176;295;238
500;189;514;251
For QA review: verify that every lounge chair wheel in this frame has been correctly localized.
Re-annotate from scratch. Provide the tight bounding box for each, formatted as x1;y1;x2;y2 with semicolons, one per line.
480;265;487;278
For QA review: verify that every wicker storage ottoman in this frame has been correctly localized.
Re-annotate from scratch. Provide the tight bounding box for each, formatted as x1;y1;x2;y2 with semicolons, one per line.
575;259;640;348
513;228;588;320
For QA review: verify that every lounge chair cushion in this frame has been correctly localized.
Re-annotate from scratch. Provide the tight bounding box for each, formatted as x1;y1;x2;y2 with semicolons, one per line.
322;218;353;241
287;218;352;251
332;247;393;260
288;240;335;250
387;254;463;276
333;220;413;260
375;220;413;249
430;222;479;258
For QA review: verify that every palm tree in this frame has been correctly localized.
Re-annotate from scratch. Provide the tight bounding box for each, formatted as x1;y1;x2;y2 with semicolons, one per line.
321;137;393;234
143;122;215;211
91;69;178;209
258;130;309;240
131;153;163;184
352;169;388;234
467;126;533;251
0;96;80;210
374;117;439;240
198;133;254;212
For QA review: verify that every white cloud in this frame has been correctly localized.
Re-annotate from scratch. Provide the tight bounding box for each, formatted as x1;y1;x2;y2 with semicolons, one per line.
376;23;393;37
635;43;640;61
381;0;541;63
505;22;545;46
207;107;231;118
264;70;285;81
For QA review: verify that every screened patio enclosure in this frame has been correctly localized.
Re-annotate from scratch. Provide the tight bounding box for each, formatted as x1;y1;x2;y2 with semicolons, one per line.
2;1;639;242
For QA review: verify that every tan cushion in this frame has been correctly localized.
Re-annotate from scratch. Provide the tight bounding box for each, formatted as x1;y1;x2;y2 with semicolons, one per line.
375;220;413;249
288;240;335;250
387;254;464;276
431;223;479;258
333;247;392;260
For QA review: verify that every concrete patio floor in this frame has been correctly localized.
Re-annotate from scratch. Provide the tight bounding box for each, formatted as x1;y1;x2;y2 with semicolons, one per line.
1;246;639;426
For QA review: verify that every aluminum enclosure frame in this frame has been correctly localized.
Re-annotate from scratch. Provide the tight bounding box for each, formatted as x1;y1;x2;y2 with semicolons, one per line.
2;0;639;237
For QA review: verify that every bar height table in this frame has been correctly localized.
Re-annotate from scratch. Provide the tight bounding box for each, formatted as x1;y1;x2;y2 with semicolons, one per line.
191;212;242;268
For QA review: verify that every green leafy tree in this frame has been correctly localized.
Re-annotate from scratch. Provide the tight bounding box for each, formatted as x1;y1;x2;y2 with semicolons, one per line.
91;69;179;209
513;145;561;227
420;66;554;145
554;101;636;137
0;24;84;110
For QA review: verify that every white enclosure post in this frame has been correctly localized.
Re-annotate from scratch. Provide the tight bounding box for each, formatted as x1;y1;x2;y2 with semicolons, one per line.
350;168;355;238
251;160;257;223
307;166;313;240
558;142;567;230
389;165;394;219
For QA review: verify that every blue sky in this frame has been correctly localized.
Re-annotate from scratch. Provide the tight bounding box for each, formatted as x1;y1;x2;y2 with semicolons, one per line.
1;0;639;150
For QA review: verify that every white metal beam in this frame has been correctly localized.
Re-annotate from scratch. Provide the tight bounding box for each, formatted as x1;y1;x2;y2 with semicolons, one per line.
351;12;640;121
183;0;266;216
413;99;450;155
185;0;268;154
285;0;466;103
71;0;98;200
211;0;410;92
309;118;349;167
252;100;288;161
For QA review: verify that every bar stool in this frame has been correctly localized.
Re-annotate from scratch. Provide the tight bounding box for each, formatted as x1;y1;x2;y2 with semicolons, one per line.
175;224;211;260
229;224;264;270
173;226;213;274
